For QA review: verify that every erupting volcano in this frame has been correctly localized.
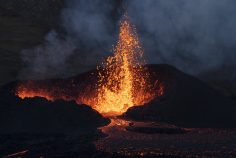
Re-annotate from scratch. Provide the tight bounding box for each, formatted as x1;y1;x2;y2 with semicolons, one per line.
15;13;163;116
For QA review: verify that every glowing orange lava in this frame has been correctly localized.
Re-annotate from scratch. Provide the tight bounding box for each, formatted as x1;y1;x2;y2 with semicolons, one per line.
15;13;163;116
94;14;154;115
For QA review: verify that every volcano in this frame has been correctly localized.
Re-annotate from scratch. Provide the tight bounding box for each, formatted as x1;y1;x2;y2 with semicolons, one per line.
0;64;235;130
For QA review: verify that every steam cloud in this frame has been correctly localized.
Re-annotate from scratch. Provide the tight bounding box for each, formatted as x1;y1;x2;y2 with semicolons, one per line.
20;31;76;79
20;0;119;79
20;0;236;79
126;0;236;77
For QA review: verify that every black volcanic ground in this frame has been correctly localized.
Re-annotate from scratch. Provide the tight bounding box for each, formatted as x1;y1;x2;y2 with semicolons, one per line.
0;97;109;134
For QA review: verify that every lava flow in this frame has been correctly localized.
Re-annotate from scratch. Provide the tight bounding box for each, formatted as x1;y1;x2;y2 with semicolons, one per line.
15;13;164;116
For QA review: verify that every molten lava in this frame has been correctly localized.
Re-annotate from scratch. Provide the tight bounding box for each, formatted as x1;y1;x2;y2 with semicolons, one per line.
15;13;164;116
94;14;154;115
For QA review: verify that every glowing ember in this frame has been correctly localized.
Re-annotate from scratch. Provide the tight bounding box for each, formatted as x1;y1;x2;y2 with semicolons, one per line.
94;13;154;115
16;81;54;101
15;13;163;116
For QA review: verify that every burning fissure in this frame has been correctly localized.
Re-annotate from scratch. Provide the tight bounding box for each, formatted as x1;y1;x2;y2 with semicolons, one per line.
16;14;164;116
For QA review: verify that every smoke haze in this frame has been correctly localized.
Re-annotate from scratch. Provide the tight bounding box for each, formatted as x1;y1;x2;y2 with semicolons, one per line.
20;31;76;79
20;0;120;79
20;0;236;79
126;0;236;76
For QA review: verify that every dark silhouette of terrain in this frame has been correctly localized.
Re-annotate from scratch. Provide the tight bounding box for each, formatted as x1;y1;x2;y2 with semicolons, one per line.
0;98;109;134
124;64;236;128
0;85;111;157
0;78;109;133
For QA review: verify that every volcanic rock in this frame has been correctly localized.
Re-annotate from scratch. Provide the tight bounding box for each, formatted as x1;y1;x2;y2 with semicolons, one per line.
124;64;236;128
0;94;109;134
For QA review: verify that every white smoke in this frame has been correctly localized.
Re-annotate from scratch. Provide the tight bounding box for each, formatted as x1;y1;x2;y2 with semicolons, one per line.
20;31;76;79
20;0;117;79
126;0;236;77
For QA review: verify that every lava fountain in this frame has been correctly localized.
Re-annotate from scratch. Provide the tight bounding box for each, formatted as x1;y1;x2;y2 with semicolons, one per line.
94;14;154;116
15;13;163;116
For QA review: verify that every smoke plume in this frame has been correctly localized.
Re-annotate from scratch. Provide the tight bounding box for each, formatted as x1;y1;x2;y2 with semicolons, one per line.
126;0;236;77
20;0;236;80
20;0;120;79
20;31;76;79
